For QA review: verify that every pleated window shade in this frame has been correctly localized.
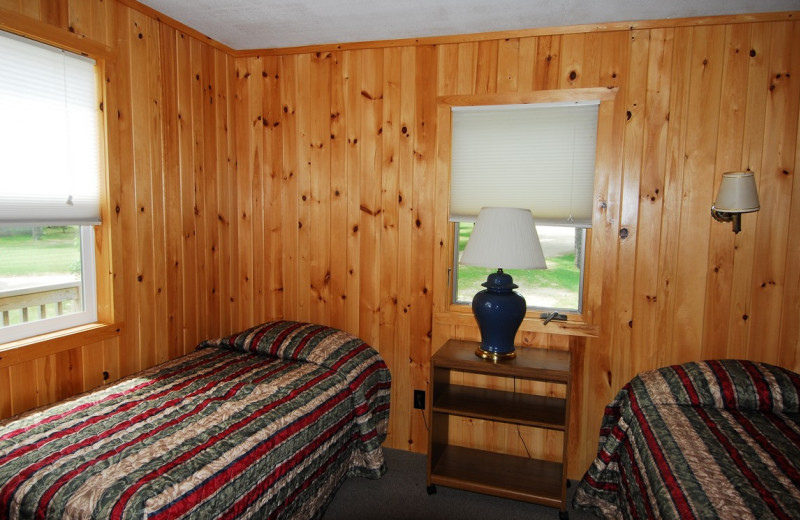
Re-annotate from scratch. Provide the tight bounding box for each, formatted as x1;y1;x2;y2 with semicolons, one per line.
450;101;599;228
0;30;101;227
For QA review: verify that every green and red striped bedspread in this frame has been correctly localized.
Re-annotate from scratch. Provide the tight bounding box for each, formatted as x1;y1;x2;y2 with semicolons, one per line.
574;359;800;519
0;321;391;519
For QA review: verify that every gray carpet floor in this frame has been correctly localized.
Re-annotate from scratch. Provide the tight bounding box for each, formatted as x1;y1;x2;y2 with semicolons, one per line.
323;448;599;520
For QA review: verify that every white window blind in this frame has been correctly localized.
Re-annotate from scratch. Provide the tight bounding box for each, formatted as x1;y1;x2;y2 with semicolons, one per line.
450;101;599;227
0;30;101;226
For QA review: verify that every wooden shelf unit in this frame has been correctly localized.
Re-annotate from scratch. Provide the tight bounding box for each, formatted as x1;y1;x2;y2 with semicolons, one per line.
427;339;572;512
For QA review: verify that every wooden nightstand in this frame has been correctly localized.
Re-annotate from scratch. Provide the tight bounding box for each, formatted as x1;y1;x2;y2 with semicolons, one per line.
426;339;572;517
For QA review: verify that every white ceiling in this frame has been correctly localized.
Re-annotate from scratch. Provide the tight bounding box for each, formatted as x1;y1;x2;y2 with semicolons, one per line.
138;0;800;50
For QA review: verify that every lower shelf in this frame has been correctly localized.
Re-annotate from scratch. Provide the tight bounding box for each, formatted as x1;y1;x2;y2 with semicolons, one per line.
429;444;565;508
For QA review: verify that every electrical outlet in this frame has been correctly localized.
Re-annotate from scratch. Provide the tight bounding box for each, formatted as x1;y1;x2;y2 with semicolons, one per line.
413;390;426;410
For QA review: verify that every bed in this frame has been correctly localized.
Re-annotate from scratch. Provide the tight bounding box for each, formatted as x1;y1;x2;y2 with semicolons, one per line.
0;320;391;519
574;359;800;520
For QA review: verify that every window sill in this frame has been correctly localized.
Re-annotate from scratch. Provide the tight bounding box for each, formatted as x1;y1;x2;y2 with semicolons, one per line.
435;306;599;338
0;322;123;369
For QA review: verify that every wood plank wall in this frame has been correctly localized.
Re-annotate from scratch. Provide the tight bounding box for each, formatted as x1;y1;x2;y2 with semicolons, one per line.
1;1;799;480
241;19;800;477
0;1;248;416
233;47;438;452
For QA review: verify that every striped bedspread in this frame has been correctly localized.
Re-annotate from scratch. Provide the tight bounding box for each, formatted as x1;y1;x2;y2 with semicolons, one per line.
0;321;391;519
574;359;800;520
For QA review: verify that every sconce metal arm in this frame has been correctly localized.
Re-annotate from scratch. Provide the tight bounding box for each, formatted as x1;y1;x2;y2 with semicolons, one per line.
711;206;742;233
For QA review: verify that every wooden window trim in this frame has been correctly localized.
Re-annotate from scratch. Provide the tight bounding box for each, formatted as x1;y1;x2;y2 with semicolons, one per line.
0;322;123;369
0;25;118;358
0;7;115;61
433;88;619;339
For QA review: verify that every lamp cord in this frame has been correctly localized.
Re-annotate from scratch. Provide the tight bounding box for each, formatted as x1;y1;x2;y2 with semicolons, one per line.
514;377;532;458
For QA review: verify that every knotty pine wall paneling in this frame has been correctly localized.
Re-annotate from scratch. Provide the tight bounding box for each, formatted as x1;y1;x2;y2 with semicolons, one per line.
234;46;438;451
0;1;248;416
241;19;800;478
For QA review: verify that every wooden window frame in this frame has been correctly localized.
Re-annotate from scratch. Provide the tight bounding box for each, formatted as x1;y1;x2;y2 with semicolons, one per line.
433;87;620;338
0;19;120;360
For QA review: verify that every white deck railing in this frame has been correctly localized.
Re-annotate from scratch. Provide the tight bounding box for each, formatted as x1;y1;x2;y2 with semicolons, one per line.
0;282;82;327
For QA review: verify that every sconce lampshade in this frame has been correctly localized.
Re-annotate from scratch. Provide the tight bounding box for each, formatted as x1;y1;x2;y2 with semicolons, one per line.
460;207;546;361
711;171;760;233
713;172;760;213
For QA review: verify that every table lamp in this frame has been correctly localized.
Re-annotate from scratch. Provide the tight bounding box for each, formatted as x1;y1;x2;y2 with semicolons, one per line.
459;207;547;361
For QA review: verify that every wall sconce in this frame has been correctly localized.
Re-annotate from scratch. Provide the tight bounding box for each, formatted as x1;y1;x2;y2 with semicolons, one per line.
711;171;760;233
459;207;546;361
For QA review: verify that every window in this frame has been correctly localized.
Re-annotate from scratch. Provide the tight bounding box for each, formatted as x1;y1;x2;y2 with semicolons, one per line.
0;30;102;343
455;222;585;311
450;101;599;313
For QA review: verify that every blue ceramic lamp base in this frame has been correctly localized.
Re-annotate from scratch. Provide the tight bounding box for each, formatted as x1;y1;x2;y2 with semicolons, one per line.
472;269;527;361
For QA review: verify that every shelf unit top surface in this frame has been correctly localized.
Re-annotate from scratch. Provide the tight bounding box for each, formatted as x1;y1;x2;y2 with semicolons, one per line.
433;339;571;382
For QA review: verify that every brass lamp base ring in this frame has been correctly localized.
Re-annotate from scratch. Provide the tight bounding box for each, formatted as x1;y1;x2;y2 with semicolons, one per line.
475;347;516;362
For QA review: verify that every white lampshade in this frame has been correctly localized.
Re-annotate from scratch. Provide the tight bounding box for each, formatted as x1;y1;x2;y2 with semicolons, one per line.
713;172;760;213
460;207;547;270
